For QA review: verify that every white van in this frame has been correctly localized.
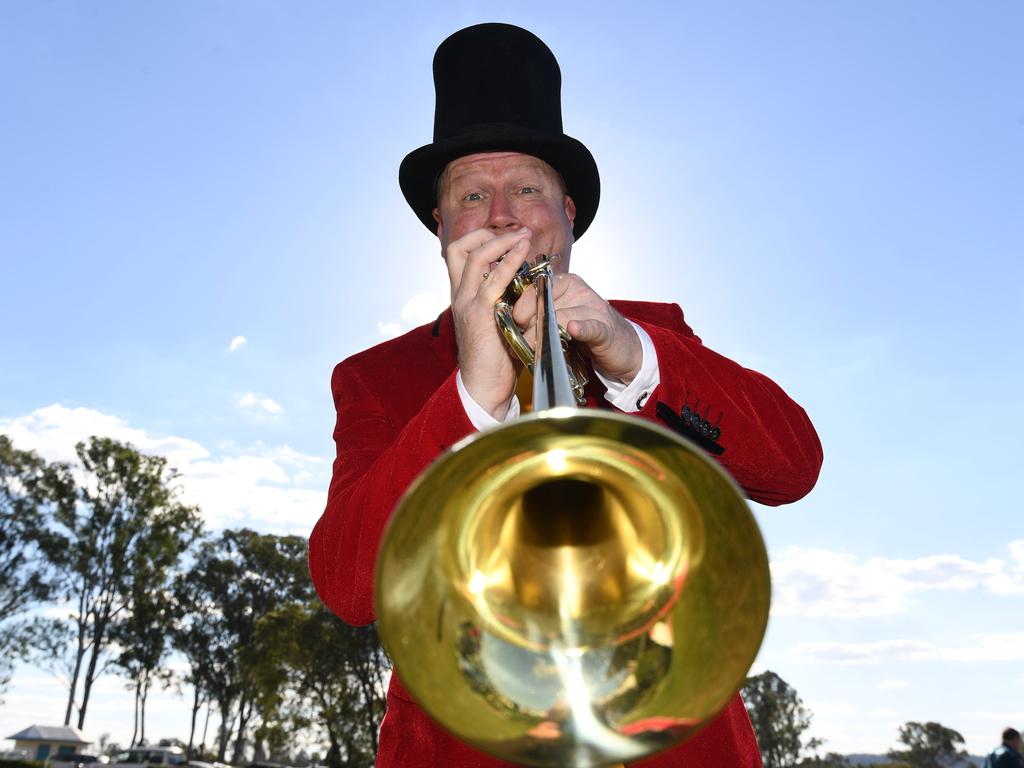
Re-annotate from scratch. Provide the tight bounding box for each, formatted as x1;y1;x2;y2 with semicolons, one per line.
111;747;186;768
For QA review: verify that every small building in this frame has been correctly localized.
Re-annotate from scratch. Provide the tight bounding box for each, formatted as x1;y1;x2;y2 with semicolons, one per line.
6;725;91;761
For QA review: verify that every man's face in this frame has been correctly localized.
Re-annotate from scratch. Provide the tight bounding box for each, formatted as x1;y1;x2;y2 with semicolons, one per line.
433;152;577;273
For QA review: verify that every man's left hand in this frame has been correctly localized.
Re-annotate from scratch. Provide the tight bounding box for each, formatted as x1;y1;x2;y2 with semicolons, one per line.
512;273;642;384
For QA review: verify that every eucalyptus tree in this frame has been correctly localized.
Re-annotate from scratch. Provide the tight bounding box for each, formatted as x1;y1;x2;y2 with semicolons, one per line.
113;536;200;745
887;721;971;768
0;435;73;699
180;538;243;763
40;436;201;728
741;670;822;768
797;754;852;767
250;600;389;768
170;556;225;760
184;529;313;762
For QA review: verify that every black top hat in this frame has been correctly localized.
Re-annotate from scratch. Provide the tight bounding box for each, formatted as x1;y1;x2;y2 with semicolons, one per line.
399;23;600;240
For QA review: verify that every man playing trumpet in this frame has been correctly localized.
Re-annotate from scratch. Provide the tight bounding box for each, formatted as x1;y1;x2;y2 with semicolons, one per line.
310;22;823;768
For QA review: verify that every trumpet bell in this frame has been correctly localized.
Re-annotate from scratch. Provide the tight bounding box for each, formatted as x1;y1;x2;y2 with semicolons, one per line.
374;408;770;767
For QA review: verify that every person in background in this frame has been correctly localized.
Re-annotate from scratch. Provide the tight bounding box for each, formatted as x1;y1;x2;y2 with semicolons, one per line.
985;728;1024;768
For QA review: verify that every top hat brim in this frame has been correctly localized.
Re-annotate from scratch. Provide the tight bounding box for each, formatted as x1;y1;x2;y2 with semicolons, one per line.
399;123;600;241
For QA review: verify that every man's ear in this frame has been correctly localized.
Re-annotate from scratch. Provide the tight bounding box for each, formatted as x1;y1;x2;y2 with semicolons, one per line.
433;208;445;257
563;195;577;225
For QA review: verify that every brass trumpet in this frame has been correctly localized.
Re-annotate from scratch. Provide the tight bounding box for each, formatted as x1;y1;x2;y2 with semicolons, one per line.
493;255;589;405
374;257;770;767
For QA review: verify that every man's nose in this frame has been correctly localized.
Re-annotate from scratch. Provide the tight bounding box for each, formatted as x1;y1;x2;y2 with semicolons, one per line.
487;194;520;232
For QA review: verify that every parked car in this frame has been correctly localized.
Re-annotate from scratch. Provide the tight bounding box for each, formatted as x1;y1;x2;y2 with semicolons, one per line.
111;747;186;768
50;754;108;768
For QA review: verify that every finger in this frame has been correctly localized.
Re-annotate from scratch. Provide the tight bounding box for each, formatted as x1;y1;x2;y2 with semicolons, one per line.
510;283;539;327
473;234;531;302
445;228;498;289
565;317;612;349
450;230;529;303
512;269;579;326
549;272;576;301
551;274;605;311
463;228;530;281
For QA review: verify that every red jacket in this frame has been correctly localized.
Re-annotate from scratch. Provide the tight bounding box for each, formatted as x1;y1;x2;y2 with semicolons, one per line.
310;301;822;767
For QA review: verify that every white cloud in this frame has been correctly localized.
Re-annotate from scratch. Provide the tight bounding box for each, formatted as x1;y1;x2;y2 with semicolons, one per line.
378;291;447;337
400;292;446;325
1010;540;1024;571
0;404;209;467
238;392;283;415
0;404;327;534
962;710;1024;722
770;545;1024;618
228;335;247;353
790;632;1024;665
877;679;909;692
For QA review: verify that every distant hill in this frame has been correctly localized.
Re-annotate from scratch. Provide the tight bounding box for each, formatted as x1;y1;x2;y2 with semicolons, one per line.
845;755;984;767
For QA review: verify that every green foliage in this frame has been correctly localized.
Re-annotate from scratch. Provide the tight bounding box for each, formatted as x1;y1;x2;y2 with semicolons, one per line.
34;436;201;729
0;436;53;620
251;601;389;768
741;670;822;768
181;529;314;762
114;479;202;745
798;753;852;767
2;433;392;764
886;721;971;768
0;759;47;768
0;435;74;700
170;560;228;759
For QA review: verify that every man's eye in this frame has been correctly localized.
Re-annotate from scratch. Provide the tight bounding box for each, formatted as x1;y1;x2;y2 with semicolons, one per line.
520;186;538;194
463;192;483;202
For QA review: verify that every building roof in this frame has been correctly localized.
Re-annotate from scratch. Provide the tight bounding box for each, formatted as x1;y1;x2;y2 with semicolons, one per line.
6;725;90;744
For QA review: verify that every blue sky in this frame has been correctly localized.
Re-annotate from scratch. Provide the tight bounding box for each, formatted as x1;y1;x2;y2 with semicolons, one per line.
2;0;1023;757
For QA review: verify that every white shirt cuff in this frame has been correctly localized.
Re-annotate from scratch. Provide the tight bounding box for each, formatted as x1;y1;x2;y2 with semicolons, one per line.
456;370;521;431
594;321;660;412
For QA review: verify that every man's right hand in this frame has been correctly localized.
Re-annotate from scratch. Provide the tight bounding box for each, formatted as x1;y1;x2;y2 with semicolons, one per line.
445;226;532;420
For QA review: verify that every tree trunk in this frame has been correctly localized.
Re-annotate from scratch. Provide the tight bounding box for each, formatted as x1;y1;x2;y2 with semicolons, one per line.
76;616;109;729
231;694;252;764
63;652;81;726
130;682;140;747
187;685;201;759
354;639;386;758
325;734;342;768
356;665;378;758
63;612;88;726
216;698;236;762
139;673;150;746
200;704;211;754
